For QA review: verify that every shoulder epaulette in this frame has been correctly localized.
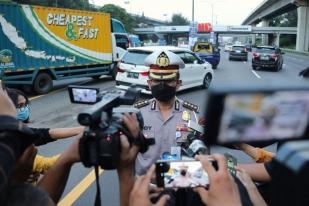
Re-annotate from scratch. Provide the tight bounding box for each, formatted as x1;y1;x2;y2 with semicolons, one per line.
133;99;150;108
183;101;199;112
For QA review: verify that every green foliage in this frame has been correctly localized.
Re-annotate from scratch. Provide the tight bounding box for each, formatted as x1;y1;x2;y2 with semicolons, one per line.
269;10;297;27
99;4;136;33
280;34;296;49
169;13;190;25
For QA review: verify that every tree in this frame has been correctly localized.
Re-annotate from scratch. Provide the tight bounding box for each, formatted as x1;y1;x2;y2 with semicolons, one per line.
99;4;136;33
169;13;190;25
11;0;92;10
269;10;297;27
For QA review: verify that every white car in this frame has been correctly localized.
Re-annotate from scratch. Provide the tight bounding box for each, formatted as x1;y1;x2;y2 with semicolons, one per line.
115;46;214;94
224;43;233;52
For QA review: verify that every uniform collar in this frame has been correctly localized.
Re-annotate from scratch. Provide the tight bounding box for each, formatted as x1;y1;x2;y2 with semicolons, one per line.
150;98;182;113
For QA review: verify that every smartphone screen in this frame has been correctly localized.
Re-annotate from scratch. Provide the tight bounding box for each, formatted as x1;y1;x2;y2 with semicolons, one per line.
218;91;309;143
156;160;209;188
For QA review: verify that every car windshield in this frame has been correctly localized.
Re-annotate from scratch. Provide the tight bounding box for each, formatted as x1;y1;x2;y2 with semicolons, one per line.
193;43;213;53
256;48;276;54
122;51;151;65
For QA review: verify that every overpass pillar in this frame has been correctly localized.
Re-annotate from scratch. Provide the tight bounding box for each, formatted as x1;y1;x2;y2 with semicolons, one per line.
296;6;309;52
261;19;269;45
251;34;256;45
275;33;281;47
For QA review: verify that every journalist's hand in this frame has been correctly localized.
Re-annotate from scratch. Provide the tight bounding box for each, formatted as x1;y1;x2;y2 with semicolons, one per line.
10;145;37;184
236;168;267;206
60;135;81;165
0;84;16;116
129;165;170;206
118;134;139;171
123;113;140;138
194;154;241;206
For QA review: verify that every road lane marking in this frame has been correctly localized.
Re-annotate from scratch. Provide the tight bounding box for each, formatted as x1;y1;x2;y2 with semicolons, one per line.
58;168;104;206
251;70;261;79
29;87;67;101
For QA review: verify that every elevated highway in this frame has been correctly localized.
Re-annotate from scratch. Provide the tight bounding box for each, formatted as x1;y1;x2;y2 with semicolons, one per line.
242;0;309;52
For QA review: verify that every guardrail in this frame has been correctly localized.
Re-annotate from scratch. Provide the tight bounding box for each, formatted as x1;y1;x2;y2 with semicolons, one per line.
281;48;309;57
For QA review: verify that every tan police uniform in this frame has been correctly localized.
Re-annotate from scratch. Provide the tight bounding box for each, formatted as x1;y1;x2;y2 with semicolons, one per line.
134;50;200;175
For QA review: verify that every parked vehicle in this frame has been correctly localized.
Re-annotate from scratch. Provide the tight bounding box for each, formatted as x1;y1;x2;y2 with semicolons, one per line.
192;42;220;69
0;2;129;94
115;46;214;94
252;46;284;71
229;45;248;61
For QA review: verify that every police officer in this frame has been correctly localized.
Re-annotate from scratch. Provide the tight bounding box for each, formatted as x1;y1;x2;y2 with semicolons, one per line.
134;50;200;176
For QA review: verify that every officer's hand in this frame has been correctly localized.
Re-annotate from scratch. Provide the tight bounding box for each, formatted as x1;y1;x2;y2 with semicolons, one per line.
194;154;241;206
10;145;37;184
0;84;16;117
129;165;170;206
123;113;140;139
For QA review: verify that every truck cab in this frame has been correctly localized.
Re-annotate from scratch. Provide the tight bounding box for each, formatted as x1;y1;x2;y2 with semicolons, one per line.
192;42;220;69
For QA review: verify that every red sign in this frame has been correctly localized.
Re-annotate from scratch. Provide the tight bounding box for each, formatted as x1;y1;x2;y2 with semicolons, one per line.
197;23;212;33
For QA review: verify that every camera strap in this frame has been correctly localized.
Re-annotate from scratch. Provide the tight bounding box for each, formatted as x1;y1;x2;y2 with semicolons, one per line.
94;165;102;206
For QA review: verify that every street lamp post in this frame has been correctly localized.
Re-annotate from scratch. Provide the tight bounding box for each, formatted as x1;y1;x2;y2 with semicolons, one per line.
211;3;214;26
192;0;195;22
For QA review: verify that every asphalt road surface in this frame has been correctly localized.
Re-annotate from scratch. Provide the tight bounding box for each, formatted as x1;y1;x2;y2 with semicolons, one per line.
27;50;309;206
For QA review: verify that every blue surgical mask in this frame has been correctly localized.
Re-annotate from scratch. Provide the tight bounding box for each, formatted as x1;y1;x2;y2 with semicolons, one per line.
17;105;30;122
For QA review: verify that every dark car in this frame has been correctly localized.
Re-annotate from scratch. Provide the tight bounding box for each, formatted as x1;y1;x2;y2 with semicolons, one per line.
252;46;284;71
229;45;248;61
193;42;220;69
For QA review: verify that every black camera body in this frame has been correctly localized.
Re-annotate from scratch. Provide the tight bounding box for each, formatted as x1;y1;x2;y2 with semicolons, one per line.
68;86;154;170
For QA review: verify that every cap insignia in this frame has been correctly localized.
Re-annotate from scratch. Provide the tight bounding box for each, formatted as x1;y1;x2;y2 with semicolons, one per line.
156;52;170;67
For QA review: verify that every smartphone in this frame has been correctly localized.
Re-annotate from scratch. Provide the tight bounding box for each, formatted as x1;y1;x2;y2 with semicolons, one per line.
205;86;309;145
224;153;237;175
68;85;99;104
155;160;210;188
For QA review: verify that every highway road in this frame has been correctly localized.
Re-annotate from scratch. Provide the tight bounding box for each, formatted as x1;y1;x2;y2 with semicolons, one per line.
27;50;309;206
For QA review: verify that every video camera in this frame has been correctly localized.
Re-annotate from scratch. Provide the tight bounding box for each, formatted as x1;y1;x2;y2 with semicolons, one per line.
204;85;309;146
68;85;154;170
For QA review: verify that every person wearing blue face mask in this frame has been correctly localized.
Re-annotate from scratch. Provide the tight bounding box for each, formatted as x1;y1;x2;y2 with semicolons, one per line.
17;104;30;122
7;88;30;123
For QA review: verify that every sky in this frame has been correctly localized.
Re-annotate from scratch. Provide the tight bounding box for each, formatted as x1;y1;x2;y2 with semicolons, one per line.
92;0;264;25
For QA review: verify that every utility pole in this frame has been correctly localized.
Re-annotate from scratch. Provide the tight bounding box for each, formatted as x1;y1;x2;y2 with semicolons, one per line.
211;3;214;26
192;0;195;22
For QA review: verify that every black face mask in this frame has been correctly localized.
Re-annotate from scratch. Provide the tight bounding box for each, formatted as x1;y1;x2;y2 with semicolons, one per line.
151;82;176;102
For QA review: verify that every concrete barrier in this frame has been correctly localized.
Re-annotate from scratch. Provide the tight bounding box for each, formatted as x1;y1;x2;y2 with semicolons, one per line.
281;48;309;57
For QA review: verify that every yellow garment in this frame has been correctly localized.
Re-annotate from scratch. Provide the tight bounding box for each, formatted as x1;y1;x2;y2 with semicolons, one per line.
254;148;275;163
33;154;60;174
27;154;60;185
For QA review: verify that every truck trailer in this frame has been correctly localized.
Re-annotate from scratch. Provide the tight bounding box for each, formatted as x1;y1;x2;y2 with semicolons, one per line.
0;2;129;94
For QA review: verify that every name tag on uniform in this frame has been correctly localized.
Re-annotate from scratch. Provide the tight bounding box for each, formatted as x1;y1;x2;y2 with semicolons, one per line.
171;146;181;160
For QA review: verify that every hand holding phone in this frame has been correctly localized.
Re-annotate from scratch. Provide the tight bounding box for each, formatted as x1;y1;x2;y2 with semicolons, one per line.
194;154;241;206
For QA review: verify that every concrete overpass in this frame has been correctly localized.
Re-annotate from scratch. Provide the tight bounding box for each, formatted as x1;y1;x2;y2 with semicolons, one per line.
134;25;296;46
242;0;309;52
